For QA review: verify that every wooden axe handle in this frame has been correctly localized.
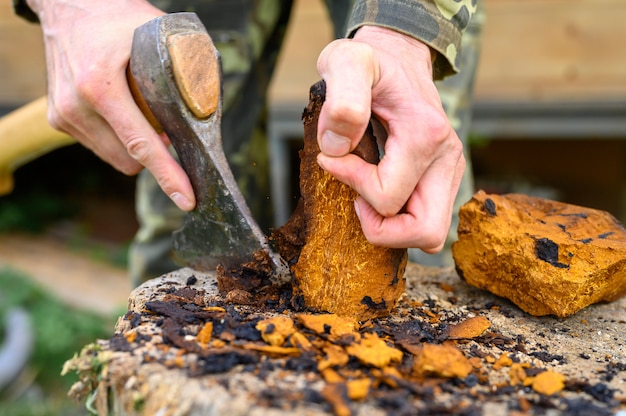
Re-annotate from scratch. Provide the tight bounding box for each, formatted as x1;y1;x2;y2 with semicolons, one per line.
0;96;75;195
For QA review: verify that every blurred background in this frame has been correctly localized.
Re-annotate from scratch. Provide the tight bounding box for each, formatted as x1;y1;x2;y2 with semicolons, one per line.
1;0;626;414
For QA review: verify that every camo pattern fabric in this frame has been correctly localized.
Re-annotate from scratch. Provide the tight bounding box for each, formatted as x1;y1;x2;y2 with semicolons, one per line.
129;0;483;285
347;0;479;79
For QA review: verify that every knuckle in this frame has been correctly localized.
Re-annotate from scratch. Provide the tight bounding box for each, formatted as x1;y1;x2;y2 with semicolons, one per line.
423;110;452;144
375;200;404;218
417;223;447;252
326;100;370;130
47;94;78;131
74;67;108;102
360;221;385;246
125;136;152;164
46;111;65;131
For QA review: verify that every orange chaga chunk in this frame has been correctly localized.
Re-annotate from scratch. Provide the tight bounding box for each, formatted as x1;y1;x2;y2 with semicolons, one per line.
493;352;513;370
345;332;403;368
531;370;566;396
290;331;314;352
242;344;301;357
196;322;213;347
203;306;226;313
376;366;404;388
447;316;491;339
509;362;531;386
413;343;473;379
296;313;358;338
318;344;350;371
280;81;407;321
322;384;351;416
124;330;137;343
321;368;344;384
347;378;371;401
256;315;296;347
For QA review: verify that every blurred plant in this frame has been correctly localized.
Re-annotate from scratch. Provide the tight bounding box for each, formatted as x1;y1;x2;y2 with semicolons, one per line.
0;191;76;233
0;267;116;415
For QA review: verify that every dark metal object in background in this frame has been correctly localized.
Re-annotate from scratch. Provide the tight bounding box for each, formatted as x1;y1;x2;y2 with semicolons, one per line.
0;305;33;393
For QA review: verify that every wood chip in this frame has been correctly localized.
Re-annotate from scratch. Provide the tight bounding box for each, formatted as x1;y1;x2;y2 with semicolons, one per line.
493;352;513;370
345;333;403;368
296;313;358;337
413;343;473;379
347;378;371;400
256;316;296;347
447;316;491;339
531;370;566;396
196;321;213;347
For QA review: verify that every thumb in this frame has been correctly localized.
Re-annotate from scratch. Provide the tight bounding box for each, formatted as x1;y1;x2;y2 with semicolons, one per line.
316;39;378;157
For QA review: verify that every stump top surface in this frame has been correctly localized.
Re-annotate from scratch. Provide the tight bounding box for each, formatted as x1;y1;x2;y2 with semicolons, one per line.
66;264;626;416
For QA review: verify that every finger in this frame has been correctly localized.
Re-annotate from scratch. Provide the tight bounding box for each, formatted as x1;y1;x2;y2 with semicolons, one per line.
102;91;196;211
316;39;377;157
355;150;466;250
47;92;145;175
317;129;424;219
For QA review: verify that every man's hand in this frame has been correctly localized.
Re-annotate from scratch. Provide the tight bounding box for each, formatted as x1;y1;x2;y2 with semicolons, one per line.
27;0;195;211
316;26;466;252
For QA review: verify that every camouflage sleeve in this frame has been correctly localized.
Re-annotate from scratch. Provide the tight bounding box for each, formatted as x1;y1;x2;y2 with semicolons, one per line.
346;0;478;79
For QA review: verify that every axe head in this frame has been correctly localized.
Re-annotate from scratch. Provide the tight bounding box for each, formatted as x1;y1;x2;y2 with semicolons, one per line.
129;13;288;278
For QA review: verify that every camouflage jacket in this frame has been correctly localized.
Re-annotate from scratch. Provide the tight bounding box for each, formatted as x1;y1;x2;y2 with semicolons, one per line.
348;0;478;78
13;0;476;79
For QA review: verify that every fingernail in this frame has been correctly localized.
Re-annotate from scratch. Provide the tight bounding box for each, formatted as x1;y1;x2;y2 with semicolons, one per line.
316;154;327;170
170;192;194;211
354;199;361;221
321;130;350;156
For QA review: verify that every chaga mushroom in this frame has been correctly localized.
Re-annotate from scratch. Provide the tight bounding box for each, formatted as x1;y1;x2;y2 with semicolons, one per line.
273;80;407;321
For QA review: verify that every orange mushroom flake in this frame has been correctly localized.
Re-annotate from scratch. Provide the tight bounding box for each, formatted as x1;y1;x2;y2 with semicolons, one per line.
508;362;531;386
242;344;301;357
531;370;566;396
493;352;513;370
345;332;403;368
322;383;351;416
413;343;473;379
318;344;350;371
296;313;358;338
447;316;491;339
196;321;213;347
290;331;314;352
347;378;371;400
256;315;296;347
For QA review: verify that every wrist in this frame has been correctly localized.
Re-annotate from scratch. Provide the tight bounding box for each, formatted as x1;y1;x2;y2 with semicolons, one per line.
353;25;436;72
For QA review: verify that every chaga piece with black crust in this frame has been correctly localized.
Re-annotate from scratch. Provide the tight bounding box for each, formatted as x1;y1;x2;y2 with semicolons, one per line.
452;190;626;317
273;80;407;321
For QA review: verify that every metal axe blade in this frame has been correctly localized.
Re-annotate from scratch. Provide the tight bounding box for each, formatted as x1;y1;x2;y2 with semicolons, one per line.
129;13;288;278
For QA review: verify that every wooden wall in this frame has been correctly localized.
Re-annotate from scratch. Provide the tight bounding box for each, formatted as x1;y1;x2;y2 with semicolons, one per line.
3;0;626;109
474;0;626;103
0;2;46;106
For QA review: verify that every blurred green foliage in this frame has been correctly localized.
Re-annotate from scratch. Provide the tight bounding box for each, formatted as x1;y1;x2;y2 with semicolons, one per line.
0;267;116;415
0;191;75;234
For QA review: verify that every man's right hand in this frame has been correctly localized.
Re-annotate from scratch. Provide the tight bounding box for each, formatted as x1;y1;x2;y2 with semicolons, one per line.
27;0;196;211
